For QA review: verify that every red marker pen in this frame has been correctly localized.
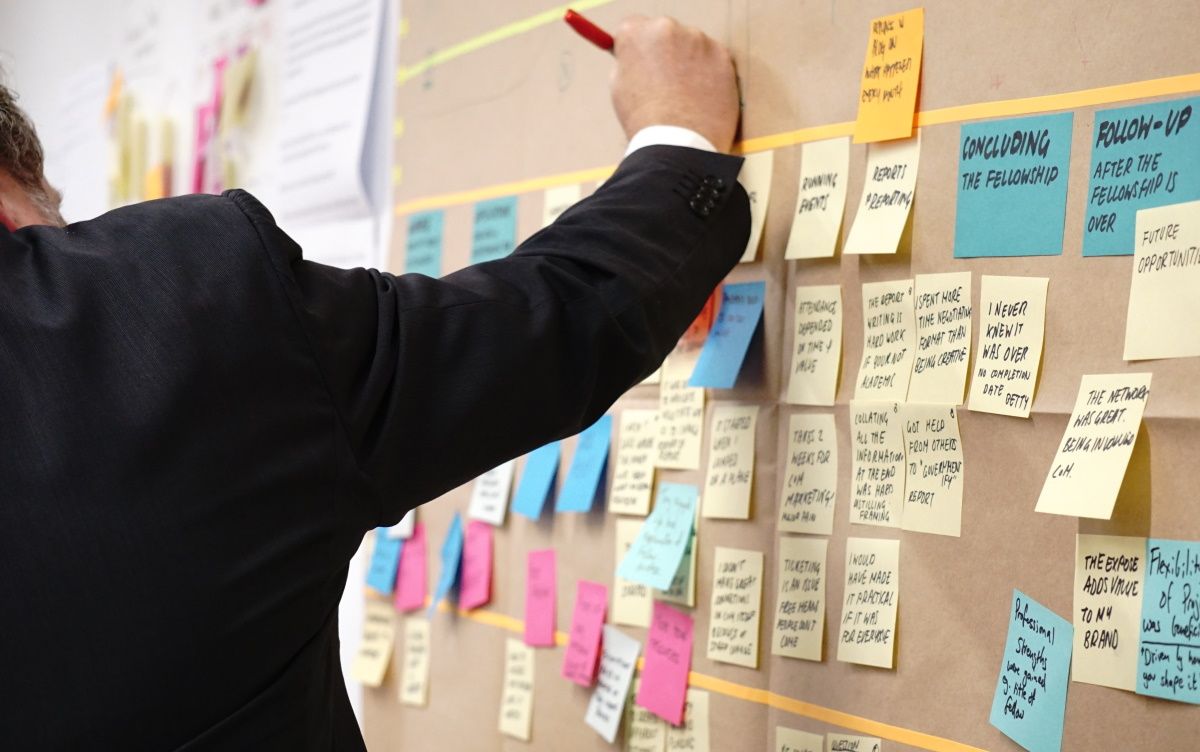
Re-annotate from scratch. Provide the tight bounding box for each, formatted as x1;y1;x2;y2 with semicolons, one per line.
564;9;614;52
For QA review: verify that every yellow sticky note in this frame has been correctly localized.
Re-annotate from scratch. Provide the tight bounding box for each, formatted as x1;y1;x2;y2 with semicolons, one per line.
706;547;764;668
849;402;905;528
853;7;924;143
738;150;775;263
1125;200;1200;360
909;272;973;404
610;409;658;515
855;279;915;401
640;367;662;386
844;134;921;254
777;726;824;752
612;519;653;628
786;285;843;406
542;183;582;228
701;405;759;519
785;137;851;259
778;413;838;535
967;275;1049;418
625;679;667;752
837;537;900;669
665;689;710;752
826;733;883;752
656;341;705;470
351;599;396;687
1072;534;1147;691
498;637;535;741
655;520;698;608
1035;373;1152;519
772;536;827;661
399;617;431;706
899;404;964;537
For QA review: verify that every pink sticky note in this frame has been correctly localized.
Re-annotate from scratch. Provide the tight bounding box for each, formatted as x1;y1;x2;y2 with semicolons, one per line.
524;550;557;647
393;523;427;612
637;602;694;725
458;521;493;611
562;580;608;686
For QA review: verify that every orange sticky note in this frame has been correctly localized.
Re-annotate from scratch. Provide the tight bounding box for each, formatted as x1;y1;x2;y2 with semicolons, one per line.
853;7;924;143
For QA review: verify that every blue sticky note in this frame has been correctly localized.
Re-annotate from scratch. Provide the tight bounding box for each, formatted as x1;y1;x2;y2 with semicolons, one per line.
471;196;518;264
688;281;766;389
954;112;1074;257
989;590;1073;752
1085;96;1200;256
511;441;560;520
405;210;443;277
616;483;698;590
428;513;464;618
556;415;613;513
1137;539;1200;704
365;527;404;595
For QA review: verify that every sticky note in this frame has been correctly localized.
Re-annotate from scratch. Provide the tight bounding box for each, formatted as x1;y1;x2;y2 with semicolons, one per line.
967;275;1049;418
399;617;431;706
849;402;905;528
626;680;668;752
458;521;492;610
776;726;824;752
562;580;608;686
467;460;515;526
909;272;972;404
657;340;705;469
855;279;915;400
772;536;828;661
785;137;851;259
665;689;710;752
613;519;653;628
853;7;924;143
393;522;427;612
990;590;1072;752
365;527;404;595
1035;373;1152;519
498;638;535;741
837;537;900;669
954;113;1073;258
1137;539;1200;704
637;602;694;725
542;183;582;227
656;526;698;608
706;547;765;668
1085;96;1200;256
826;734;883;752
779;413;839;535
405;210;443;277
689;281;767;389
525;549;556;647
557;415;613;512
899;404;964;537
386;509;416;540
512;442;560;520
1125;200;1200;360
786;285;843;406
351;599;396;687
585;625;641;743
844;134;921;254
701;404;759;519
609;410;658;515
738;150;775;263
428;513;464;619
617;482;698;590
471;195;517;264
1072;534;1146;690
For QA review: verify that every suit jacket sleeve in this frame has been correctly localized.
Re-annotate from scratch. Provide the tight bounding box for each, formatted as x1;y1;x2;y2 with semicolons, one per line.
238;145;750;527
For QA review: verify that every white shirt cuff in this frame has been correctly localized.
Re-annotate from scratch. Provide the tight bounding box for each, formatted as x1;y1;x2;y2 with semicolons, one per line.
624;125;717;157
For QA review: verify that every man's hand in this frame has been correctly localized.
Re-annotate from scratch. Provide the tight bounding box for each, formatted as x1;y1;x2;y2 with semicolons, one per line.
611;16;740;153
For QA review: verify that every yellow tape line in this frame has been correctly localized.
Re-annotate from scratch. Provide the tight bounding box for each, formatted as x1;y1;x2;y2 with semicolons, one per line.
396;0;617;85
430;600;985;752
394;71;1200;217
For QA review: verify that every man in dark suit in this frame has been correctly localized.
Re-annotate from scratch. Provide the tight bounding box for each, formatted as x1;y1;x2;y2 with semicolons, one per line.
0;16;748;751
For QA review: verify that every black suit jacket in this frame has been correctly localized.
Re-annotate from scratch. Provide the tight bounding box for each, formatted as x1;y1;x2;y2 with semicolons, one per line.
0;145;749;750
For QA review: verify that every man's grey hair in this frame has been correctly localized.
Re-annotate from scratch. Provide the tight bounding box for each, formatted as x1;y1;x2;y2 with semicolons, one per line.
0;79;65;226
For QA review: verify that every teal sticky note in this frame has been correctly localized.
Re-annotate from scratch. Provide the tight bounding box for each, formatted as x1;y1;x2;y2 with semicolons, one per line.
615;483;697;590
405;210;443;277
511;441;560;520
989;590;1073;752
556;415;612;513
428;513;464;618
365;527;404;595
1085;96;1200;256
954;113;1074;257
1137;539;1200;704
688;281;766;389
471;196;518;263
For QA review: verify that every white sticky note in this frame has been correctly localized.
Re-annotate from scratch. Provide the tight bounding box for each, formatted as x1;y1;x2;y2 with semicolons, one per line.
542;183;583;228
498;637;535;741
657;342;705;470
786;285;843;406
777;726;824;752
351;599;396;687
849;402;905;528
399;617;431;706
1125;200;1200;360
785;137;851;259
1072;534;1147;691
837;537;900;669
665;689;710;752
706;547;765;668
826;733;883;752
844;134;921;255
772;536;828;661
738;150;775;263
855;279;915;401
613;519;653;628
467;460;515;526
610;409;658;515
585;626;641;743
386;509;416;540
967;275;1049;418
909;272;973;405
778;413;839;536
701;405;759;519
899;404;965;537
